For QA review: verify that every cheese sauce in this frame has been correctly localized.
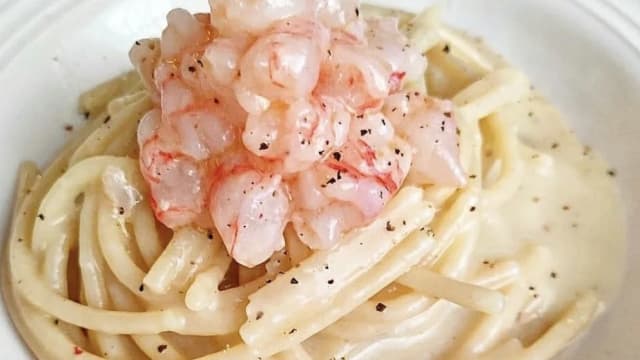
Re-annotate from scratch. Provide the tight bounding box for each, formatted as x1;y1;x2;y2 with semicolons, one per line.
353;96;626;359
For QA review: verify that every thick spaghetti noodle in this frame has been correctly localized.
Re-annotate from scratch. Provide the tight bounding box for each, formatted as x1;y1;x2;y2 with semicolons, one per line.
1;3;625;360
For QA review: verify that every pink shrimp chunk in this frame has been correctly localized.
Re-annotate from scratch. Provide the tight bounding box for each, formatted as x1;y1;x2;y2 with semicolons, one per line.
239;18;330;104
209;167;289;267
384;92;467;186
130;0;464;266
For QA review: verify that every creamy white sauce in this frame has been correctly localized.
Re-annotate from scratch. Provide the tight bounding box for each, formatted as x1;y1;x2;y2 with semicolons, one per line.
354;96;626;360
481;98;626;313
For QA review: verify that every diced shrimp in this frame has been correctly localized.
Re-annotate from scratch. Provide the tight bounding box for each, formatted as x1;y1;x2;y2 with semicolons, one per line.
315;41;392;113
209;0;314;36
160;9;211;60
209;166;289;267
138;111;208;228
238;18;330;105
158;76;195;116
129;38;161;100
365;17;427;84
242;98;351;173
314;18;424;113
130;2;466;266
383;92;466;186
316;0;360;28
292;202;364;250
171;109;236;161
203;35;253;86
289;112;413;249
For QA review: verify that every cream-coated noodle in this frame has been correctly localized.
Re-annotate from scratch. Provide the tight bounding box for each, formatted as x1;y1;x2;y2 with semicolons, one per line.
1;2;626;360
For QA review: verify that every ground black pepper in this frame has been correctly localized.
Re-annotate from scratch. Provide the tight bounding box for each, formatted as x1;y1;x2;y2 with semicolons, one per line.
386;221;395;231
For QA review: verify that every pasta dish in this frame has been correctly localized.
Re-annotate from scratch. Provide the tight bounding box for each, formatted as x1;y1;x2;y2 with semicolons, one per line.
1;1;626;359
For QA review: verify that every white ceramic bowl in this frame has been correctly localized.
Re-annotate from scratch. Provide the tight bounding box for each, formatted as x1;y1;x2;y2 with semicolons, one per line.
0;0;638;358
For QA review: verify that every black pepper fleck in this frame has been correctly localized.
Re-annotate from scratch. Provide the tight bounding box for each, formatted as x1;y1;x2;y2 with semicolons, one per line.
139;284;145;292
157;344;167;353
376;302;387;312
290;277;298;284
385;221;396;231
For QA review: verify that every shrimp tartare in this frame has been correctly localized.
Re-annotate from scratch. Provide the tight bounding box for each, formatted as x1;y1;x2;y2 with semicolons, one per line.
130;0;465;267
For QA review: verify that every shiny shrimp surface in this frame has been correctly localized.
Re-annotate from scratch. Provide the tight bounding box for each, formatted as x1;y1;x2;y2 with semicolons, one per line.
131;0;465;267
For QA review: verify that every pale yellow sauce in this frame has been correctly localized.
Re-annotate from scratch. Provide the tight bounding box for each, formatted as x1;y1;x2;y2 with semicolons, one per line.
352;96;626;360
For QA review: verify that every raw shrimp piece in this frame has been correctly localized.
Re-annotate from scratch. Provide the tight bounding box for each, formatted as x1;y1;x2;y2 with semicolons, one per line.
203;35;253;86
137;109;162;146
238;18;330;104
315;18;423;113
292;203;365;250
161;8;211;60
171;109;236;161
139;143;207;228
289;112;413;249
316;0;360;28
289;167;365;249
323;138;413;217
209;0;315;36
242;98;350;173
315;42;392;113
138;110;208;228
384;92;466;186
209;168;289;267
158;77;195;116
365;17;427;85
129;38;161;100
